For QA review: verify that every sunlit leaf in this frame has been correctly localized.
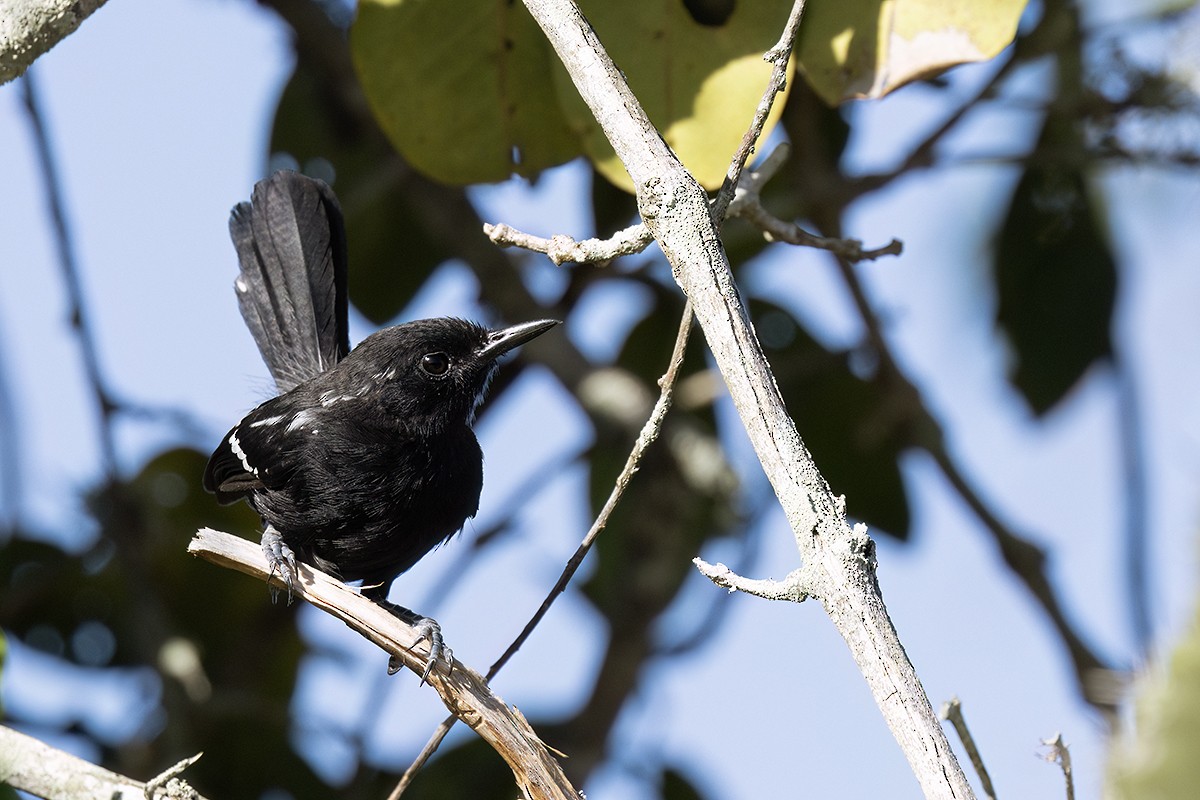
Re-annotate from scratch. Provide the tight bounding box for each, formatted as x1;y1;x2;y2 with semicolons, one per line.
797;0;1028;104
557;0;796;192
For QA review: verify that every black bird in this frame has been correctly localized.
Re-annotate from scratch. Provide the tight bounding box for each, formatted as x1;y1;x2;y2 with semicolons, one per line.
202;171;557;679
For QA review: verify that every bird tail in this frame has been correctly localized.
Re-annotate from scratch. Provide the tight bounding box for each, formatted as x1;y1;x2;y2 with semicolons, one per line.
228;171;350;392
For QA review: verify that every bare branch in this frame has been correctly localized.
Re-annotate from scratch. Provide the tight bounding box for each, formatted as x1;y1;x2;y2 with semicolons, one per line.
728;143;903;262
483;220;653;265
710;0;807;224
940;697;997;800
522;1;975;796
0;0;109;85
692;558;811;602
1040;733;1075;800
0;724;207;800
187;528;578;800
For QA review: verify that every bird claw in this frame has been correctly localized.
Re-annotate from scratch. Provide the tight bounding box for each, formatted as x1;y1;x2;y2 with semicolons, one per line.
261;527;298;604
383;606;452;684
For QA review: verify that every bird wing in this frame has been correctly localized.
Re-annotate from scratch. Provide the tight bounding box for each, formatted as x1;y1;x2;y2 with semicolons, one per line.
229;171;350;393
202;397;307;504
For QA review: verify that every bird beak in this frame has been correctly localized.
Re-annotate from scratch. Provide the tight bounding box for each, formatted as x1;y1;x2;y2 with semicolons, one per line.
479;319;559;361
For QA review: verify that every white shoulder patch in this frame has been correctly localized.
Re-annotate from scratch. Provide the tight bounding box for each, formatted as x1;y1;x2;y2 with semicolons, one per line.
229;431;258;476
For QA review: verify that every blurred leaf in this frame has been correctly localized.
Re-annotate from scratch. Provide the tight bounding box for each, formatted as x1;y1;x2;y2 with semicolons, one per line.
270;59;450;324
590;164;640;239
401;736;518;799
558;0;795;192
662;765;708;800
753;301;910;539
993;115;1117;415
797;0;1029;105
351;0;580;185
1108;590;1200;799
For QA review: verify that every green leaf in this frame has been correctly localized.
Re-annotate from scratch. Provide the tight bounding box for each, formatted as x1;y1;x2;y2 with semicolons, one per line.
993;116;1117;415
351;0;580;185
557;0;796;192
797;0;1029;105
662;765;708;800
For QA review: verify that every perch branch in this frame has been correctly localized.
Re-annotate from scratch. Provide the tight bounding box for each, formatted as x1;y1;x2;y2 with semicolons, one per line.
187;528;578;800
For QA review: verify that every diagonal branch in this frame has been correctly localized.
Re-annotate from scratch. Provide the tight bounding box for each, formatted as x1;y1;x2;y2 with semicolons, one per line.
187;528;578;800
0;724;208;800
522;1;975;797
0;0;109;85
709;0;806;224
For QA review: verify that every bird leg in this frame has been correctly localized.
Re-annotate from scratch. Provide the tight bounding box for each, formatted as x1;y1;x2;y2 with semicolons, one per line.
260;525;298;604
379;602;452;683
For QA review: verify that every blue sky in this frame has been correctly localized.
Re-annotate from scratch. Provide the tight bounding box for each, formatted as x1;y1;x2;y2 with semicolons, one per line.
3;0;1200;797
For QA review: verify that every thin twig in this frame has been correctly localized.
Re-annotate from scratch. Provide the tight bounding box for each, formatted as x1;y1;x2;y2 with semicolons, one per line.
0;310;21;532
21;71;119;478
484;221;654;265
940;697;997;800
1115;350;1153;656
143;751;203;799
727;143;903;262
389;303;695;798
692;559;810;602
710;0;807;225
1040;733;1074;800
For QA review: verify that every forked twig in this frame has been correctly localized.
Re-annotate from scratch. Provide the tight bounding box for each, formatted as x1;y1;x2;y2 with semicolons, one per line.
388;304;695;798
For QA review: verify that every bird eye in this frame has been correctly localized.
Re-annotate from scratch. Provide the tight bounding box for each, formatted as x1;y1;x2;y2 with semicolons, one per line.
420;352;450;377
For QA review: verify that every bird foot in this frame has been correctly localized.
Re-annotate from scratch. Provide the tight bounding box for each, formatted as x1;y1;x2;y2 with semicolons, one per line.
382;604;453;684
260;526;298;604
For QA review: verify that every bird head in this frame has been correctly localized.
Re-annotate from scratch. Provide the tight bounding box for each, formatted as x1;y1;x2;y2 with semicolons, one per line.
342;317;558;433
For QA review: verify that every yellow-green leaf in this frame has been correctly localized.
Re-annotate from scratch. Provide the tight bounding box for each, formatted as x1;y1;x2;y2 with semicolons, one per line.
556;0;797;193
797;0;1028;105
1108;592;1200;799
351;0;579;184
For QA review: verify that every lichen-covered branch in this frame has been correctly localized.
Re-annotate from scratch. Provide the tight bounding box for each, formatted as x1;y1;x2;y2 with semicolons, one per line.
0;724;207;800
0;0;109;84
520;1;974;797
